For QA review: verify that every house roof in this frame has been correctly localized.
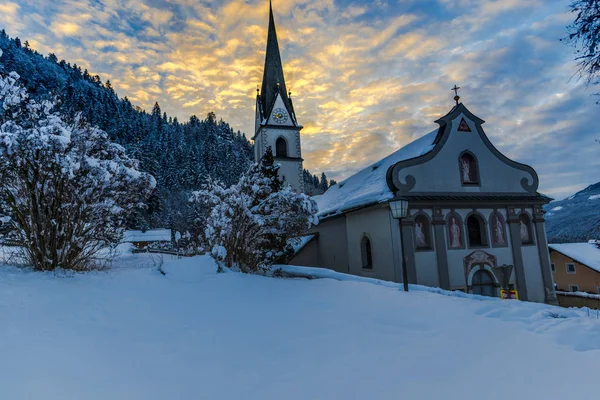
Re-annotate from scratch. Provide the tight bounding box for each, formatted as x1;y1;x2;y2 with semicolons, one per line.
314;130;439;218
123;229;172;243
549;242;600;273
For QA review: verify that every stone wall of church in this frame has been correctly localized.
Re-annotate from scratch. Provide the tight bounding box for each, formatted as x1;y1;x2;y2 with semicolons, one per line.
440;208;516;290
346;205;396;282
314;216;349;274
412;209;440;288
300;203;550;302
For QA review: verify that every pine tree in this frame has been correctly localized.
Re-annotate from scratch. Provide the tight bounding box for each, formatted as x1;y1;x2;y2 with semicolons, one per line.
260;147;282;192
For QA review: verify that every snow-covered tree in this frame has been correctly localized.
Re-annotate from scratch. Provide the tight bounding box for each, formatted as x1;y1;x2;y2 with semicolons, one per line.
0;63;156;271
191;154;318;273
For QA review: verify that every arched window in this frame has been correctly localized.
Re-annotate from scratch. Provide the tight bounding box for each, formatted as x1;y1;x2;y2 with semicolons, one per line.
459;152;479;184
489;211;507;247
361;236;373;269
467;214;487;247
414;214;432;250
275;137;288;158
471;269;496;297
519;213;534;245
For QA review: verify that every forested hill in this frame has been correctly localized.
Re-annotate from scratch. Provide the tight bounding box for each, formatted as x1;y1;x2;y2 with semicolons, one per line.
544;182;600;243
0;30;332;229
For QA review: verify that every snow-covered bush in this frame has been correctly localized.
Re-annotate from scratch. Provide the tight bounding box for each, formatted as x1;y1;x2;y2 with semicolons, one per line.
0;68;156;271
191;148;318;273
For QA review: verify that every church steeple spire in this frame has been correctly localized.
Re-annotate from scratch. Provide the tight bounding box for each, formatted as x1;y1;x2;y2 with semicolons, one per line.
253;0;304;193
260;0;293;121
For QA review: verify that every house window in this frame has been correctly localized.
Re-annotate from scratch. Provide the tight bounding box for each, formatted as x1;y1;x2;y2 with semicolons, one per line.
361;236;373;269
414;214;432;250
551;263;556;272
459;152;479;185
597;287;600;295
569;284;580;293
566;263;576;274
519;213;534;245
467;214;487;247
275;137;288;158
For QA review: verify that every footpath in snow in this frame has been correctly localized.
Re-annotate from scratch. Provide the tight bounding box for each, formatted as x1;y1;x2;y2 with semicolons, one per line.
1;247;600;400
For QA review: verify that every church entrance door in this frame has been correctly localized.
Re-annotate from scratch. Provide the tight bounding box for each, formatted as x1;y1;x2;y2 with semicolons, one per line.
471;268;495;297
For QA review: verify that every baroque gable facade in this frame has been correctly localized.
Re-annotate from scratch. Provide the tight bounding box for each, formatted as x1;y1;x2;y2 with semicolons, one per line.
293;103;558;304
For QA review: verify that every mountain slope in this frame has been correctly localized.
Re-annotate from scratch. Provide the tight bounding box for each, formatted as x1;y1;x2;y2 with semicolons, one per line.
544;182;600;243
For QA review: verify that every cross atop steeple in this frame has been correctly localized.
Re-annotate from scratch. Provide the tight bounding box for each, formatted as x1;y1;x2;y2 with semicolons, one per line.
452;85;461;105
259;0;293;120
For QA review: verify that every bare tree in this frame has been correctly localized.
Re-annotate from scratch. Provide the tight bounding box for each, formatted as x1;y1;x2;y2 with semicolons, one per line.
565;0;600;100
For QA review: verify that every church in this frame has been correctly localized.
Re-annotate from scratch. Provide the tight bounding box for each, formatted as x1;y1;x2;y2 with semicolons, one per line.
254;3;557;304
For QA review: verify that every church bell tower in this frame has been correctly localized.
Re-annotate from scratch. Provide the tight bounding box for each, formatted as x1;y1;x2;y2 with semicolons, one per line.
253;0;304;193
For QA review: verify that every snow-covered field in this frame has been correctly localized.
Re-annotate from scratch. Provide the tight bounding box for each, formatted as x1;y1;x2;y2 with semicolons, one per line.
1;247;600;399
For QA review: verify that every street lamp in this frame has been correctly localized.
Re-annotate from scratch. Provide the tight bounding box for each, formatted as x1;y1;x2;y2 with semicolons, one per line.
390;198;410;292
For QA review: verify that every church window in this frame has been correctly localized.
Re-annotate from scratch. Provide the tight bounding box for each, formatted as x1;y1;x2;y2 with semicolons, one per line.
276;137;288;158
518;213;534;245
414;214;432;250
489;212;507;247
471;269;496;297
361;236;373;269
459;152;479;185
467;214;487;247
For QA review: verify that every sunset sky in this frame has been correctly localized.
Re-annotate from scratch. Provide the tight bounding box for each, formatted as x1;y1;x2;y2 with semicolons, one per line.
1;0;598;199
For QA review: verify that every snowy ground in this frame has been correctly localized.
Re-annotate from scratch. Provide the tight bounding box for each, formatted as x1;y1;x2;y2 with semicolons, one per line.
1;246;600;399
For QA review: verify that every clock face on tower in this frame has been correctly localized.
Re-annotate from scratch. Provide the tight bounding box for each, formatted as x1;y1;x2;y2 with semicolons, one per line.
272;108;289;124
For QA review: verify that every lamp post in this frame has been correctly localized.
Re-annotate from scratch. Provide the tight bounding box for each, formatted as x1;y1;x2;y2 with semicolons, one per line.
390;199;410;292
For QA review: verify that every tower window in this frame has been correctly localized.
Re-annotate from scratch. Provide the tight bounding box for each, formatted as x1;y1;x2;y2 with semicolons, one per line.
275;137;288;158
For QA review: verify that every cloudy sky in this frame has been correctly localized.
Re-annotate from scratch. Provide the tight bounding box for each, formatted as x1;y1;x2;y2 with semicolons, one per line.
1;0;598;199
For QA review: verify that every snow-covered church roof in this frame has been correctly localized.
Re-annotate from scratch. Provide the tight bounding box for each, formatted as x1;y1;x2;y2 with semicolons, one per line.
315;130;438;218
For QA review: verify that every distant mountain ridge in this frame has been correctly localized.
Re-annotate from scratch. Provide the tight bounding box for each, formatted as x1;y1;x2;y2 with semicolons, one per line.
544;182;600;243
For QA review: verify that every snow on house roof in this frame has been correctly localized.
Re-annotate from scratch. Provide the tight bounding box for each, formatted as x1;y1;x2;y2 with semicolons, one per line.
549;242;600;273
315;130;438;218
123;229;172;243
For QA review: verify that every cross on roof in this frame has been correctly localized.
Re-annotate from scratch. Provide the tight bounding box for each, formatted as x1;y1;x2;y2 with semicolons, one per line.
452;85;461;105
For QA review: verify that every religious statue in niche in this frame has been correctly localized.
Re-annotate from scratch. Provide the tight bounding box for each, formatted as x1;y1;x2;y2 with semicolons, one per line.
449;217;462;248
492;214;505;245
520;220;530;243
415;222;427;248
460;153;478;184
